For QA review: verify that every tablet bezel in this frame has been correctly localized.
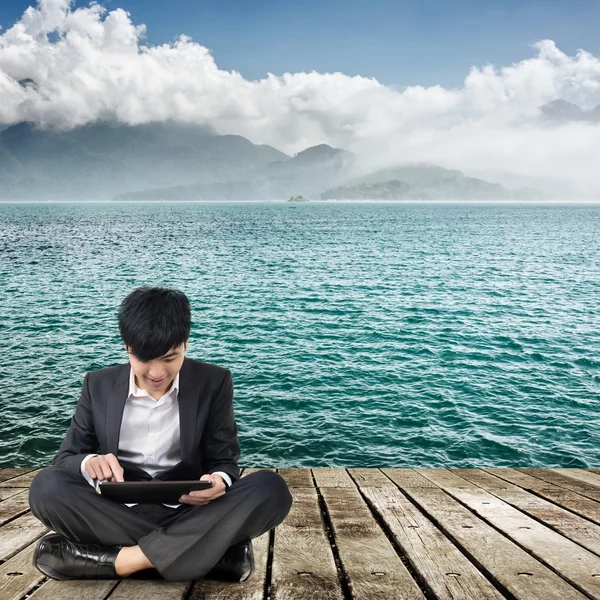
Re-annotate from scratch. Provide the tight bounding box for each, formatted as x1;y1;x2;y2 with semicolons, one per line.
98;480;213;504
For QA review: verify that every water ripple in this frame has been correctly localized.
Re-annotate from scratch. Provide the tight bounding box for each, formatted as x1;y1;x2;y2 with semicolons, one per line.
1;202;599;469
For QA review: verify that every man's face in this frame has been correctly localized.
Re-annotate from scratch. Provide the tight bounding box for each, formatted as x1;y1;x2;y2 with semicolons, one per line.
126;341;188;397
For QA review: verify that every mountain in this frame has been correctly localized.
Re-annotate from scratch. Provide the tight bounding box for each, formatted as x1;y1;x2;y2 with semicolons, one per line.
321;163;543;200
0;122;289;200
0;123;545;201
115;143;356;201
265;143;353;174
540;100;600;123
343;164;464;187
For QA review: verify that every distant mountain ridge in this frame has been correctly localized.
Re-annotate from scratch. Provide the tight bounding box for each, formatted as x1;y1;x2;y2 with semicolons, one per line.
540;99;600;123
0;121;544;201
115;141;357;201
321;164;542;201
0;122;289;200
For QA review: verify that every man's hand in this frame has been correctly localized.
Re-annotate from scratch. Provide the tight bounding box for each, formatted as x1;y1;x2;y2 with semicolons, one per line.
179;473;227;506
85;453;124;482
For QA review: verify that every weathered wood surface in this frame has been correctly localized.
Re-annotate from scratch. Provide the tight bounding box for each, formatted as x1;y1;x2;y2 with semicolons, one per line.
1;467;599;600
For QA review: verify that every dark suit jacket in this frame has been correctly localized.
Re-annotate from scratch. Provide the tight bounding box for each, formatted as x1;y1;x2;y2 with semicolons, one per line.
52;357;241;485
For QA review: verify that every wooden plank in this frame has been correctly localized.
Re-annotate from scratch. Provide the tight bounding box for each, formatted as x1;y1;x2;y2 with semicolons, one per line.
452;469;600;557
360;485;506;599
0;469;37;484
189;468;274;600
28;579;118;600
380;469;438;489
418;469;600;599
484;468;600;525
270;482;343;599
551;468;600;488
0;542;46;600
386;470;587;600
519;469;600;502
277;468;313;488
0;490;30;527
312;469;354;488
0;513;48;562
347;469;395;488
0;469;44;489
484;469;558;491
320;485;425;599
108;580;192;599
0;488;26;502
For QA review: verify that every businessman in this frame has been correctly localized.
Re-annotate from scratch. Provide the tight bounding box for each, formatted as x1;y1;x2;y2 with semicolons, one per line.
29;287;293;582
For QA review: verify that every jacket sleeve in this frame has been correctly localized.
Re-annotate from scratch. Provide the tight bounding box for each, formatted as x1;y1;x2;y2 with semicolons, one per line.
52;372;100;476
201;369;241;485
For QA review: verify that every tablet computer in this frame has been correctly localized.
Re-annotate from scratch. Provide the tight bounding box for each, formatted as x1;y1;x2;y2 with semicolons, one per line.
98;480;213;504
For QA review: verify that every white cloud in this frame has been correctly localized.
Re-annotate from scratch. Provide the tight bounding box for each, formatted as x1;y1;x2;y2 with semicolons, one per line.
1;0;600;193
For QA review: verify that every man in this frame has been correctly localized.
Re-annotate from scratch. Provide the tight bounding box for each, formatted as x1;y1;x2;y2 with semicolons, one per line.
29;287;293;582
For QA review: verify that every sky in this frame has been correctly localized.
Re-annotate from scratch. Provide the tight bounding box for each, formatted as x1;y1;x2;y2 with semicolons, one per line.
1;0;600;193
1;0;599;88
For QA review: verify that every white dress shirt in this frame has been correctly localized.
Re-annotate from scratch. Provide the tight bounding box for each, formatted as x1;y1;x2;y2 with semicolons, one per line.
81;367;232;508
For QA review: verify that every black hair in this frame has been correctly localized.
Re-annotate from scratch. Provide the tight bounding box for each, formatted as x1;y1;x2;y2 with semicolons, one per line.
118;287;191;361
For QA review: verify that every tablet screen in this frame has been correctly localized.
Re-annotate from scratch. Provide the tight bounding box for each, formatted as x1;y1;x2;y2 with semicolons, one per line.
99;480;213;504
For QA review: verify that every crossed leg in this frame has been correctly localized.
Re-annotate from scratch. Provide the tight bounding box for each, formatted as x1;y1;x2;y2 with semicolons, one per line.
29;466;293;581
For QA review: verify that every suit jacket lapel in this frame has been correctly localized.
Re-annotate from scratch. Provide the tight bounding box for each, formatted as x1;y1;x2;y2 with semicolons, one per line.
178;357;200;462
105;364;129;456
104;358;199;462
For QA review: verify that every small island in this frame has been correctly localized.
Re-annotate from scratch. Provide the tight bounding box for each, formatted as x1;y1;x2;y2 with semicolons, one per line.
287;195;309;202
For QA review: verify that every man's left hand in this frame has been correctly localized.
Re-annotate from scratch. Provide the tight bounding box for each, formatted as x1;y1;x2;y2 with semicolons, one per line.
179;473;227;506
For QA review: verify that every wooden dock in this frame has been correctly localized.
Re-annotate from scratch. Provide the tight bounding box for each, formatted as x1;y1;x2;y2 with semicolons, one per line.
1;467;600;600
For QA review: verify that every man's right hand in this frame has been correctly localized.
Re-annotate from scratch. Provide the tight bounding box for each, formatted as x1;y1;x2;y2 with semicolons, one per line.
84;453;125;482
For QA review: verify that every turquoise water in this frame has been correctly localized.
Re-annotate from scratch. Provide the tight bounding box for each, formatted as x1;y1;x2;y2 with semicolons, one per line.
1;201;599;469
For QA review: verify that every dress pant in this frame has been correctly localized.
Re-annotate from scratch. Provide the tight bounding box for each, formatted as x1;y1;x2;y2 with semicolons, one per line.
29;466;293;581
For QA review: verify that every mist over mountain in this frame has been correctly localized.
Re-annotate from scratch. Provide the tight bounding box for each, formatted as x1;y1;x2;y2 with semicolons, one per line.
2;1;600;197
0;122;288;200
321;164;542;201
0;121;549;201
114;142;357;201
540;100;600;123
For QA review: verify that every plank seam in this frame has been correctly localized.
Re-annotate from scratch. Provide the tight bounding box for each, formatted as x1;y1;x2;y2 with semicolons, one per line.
413;471;598;600
310;470;355;600
0;468;38;484
345;470;438;600
480;468;600;527
1;506;32;529
379;470;520;600
454;471;600;558
516;471;600;503
263;520;276;600
18;577;49;599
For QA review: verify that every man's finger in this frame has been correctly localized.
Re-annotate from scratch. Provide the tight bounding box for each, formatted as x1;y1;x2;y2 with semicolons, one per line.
86;464;98;480
105;455;125;482
99;461;113;480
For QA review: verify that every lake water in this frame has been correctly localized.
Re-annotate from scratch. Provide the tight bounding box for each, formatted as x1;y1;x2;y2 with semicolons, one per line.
1;201;599;469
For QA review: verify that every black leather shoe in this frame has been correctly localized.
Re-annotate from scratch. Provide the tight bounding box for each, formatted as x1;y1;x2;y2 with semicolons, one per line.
33;533;122;580
206;538;254;582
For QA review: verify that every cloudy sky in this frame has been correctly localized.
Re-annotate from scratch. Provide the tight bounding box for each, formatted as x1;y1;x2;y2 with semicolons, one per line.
1;0;600;193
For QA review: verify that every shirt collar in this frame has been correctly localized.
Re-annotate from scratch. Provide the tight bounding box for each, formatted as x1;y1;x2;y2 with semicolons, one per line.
128;367;180;400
